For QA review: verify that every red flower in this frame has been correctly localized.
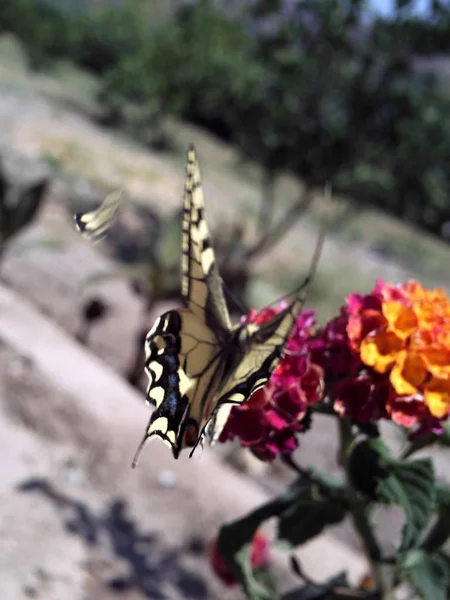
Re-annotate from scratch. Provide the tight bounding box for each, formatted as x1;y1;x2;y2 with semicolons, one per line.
309;312;360;380
333;375;389;423
210;530;270;587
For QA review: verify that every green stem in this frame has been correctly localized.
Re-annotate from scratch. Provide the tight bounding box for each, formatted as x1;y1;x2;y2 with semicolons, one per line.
338;418;354;467
281;454;342;498
399;434;435;459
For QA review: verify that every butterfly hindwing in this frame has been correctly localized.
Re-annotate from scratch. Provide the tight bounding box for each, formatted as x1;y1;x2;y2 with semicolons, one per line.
133;307;225;463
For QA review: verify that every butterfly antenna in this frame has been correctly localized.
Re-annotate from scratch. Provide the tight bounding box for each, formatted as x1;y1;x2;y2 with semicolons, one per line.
222;280;248;315
131;433;149;469
265;185;330;308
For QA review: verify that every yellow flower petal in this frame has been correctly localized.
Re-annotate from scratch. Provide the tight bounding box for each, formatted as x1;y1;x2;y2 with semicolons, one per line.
382;301;417;340
424;376;450;418
420;347;450;376
360;330;404;374
390;350;427;396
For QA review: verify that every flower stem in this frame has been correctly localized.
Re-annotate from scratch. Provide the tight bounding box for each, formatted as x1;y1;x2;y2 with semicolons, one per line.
399;434;434;459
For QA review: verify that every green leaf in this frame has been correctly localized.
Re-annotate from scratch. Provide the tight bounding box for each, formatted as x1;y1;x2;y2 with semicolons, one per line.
348;438;390;498
398;550;450;600
277;486;347;548
281;572;348;600
349;439;435;550
379;459;435;550
217;481;306;600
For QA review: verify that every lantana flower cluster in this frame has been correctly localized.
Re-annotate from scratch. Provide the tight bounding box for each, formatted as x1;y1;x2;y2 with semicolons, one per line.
219;306;324;460
313;279;450;434
220;279;450;461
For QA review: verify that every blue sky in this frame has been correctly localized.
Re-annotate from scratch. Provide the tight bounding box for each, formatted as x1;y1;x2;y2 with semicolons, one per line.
371;0;430;15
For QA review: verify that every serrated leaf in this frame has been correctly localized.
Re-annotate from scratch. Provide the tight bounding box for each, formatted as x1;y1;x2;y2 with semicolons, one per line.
380;459;435;550
349;439;435;550
398;550;450;600
281;572;348;600
277;486;347;548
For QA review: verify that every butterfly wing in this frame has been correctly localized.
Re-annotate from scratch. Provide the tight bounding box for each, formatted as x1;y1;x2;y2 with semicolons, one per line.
202;295;309;447
209;218;325;437
133;146;234;463
182;145;231;334
132;308;225;464
74;190;121;242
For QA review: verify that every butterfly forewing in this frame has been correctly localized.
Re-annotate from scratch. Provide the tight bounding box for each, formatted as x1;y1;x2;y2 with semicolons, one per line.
182;146;231;333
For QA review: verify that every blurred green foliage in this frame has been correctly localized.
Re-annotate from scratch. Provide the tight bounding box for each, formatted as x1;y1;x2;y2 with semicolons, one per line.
2;0;450;239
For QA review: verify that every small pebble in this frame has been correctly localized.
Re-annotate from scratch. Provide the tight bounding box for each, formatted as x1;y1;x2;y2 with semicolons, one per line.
60;459;83;485
157;470;176;488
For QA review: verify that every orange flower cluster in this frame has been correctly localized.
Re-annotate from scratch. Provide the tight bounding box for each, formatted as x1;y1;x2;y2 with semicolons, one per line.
347;279;450;427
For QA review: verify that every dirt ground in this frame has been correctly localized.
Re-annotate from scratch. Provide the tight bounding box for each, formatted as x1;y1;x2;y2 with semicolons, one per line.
0;280;370;600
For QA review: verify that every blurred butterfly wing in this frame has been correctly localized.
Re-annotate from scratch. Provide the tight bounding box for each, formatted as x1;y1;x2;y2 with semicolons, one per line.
182;146;231;333
74;190;121;241
132;308;224;464
206;294;308;444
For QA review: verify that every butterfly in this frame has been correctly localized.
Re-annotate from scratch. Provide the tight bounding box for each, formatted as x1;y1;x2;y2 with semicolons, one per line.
74;190;122;242
132;145;323;465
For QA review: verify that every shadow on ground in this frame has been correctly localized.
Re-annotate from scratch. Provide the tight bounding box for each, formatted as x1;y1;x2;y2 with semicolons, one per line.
18;478;209;599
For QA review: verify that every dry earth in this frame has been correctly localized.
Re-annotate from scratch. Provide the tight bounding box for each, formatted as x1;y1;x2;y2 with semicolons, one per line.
0;283;369;600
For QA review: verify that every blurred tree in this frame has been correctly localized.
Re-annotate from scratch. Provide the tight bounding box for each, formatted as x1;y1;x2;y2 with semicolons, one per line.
100;0;450;242
2;0;450;240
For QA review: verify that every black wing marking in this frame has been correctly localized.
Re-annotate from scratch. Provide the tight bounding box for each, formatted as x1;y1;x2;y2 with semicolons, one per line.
181;145;231;334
